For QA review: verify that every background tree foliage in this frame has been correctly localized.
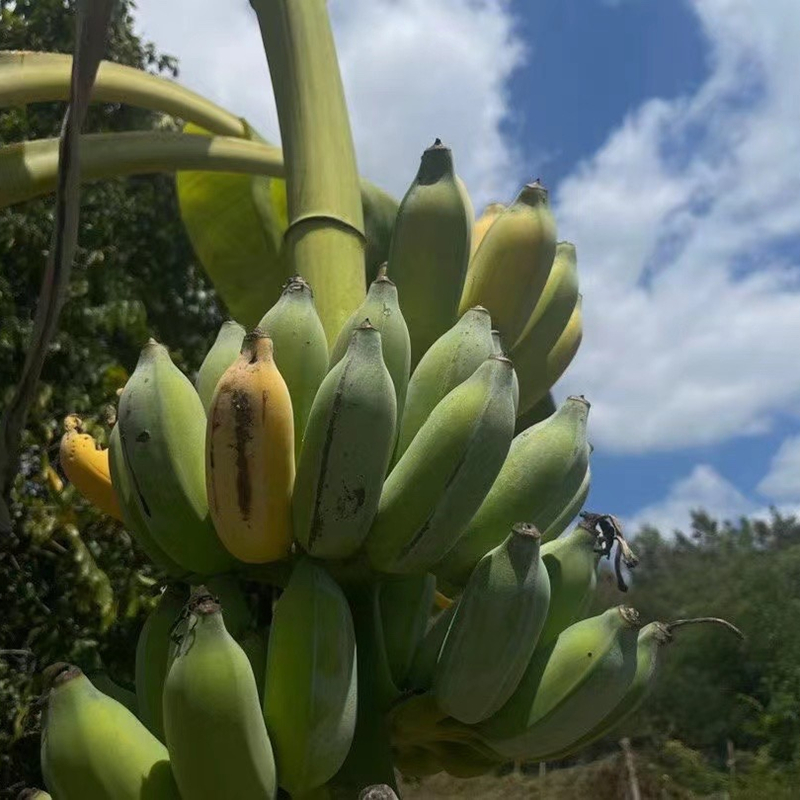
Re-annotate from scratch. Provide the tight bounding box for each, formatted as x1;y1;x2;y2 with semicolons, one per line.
0;0;223;791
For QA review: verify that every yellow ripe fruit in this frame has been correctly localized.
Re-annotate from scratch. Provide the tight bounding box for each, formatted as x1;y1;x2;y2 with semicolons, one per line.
59;416;122;520
206;330;295;563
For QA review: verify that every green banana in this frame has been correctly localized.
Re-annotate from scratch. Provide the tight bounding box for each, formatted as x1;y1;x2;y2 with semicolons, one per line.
367;355;516;574
87;670;138;717
330;265;411;427
195;320;246;413
108;423;187;578
460;181;557;346
491;328;519;414
163;592;277;799
205;574;253;638
263;559;357;795
406;604;456;692
117;339;233;576
135;584;189;742
394;306;494;462
537;518;602;648
435;395;590;588
258;276;329;459
378;572;436;689
511;240;578;351
293;321;396;559
538;618;743;761
434;523;550;724
478;606;641;760
40;664;179;799
541;463;591;541
238;626;270;704
388;139;473;366
516;294;583;415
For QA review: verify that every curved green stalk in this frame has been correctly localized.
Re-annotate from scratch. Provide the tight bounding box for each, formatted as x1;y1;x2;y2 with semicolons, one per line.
251;0;366;345
0;51;246;137
0;132;283;208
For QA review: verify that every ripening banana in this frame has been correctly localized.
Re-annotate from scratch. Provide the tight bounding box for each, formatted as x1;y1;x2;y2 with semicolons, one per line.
435;395;590;588
59;415;122;520
206;330;294;564
407;604;456;692
388;139;473;366
195;320;246;413
117;339;233;575
16;790;52;799
470;202;505;258
427;740;503;779
491;329;519;414
536;518;602;648
541;463;591;541
87;670;138;717
263;559;357;796
477;606;641;760
163;593;277;799
293;321;396;559
330;265;411;427
394;306;494;463
379;573;436;689
537;617;743;761
460;181;557;346
434;524;550;724
135;584;189;742
40;664;180;800
367;355;516;575
511;240;579;352
516;294;584;416
205;574;253;638
108;424;187;578
258;276;329;459
394;744;443;778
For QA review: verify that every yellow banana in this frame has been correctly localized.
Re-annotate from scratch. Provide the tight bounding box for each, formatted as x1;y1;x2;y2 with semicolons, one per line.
367;355;516;574
206;330;294;563
40;663;180;799
293;321;396;559
163;592;277;799
459;181;557;346
258;276;329;460
195;320;246;413
469;202;505;258
263;559;357;796
516;294;584;416
434;524;551;723
330;266;411;428
388;139;473;366
118;339;233;575
435;395;590;587
59;415;121;520
477;606;641;760
394;306;494;463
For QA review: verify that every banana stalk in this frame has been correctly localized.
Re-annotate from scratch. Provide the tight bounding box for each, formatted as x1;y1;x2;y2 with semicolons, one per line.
251;0;366;344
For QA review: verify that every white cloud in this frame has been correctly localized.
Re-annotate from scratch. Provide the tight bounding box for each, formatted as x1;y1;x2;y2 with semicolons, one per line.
758;434;800;500
626;464;755;535
556;0;800;453
131;0;525;207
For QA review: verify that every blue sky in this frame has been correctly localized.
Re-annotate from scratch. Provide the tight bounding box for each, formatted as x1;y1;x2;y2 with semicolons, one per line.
133;0;800;535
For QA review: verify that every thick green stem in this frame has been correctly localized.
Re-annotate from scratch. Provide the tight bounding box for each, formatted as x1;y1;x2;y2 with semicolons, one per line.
0;51;246;136
0;132;283;208
330;582;399;798
251;0;366;346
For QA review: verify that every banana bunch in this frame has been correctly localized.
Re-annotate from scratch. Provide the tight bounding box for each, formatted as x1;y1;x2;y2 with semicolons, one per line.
43;136;741;796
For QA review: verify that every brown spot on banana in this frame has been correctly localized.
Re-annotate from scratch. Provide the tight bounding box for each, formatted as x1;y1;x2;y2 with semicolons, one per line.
232;388;255;522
